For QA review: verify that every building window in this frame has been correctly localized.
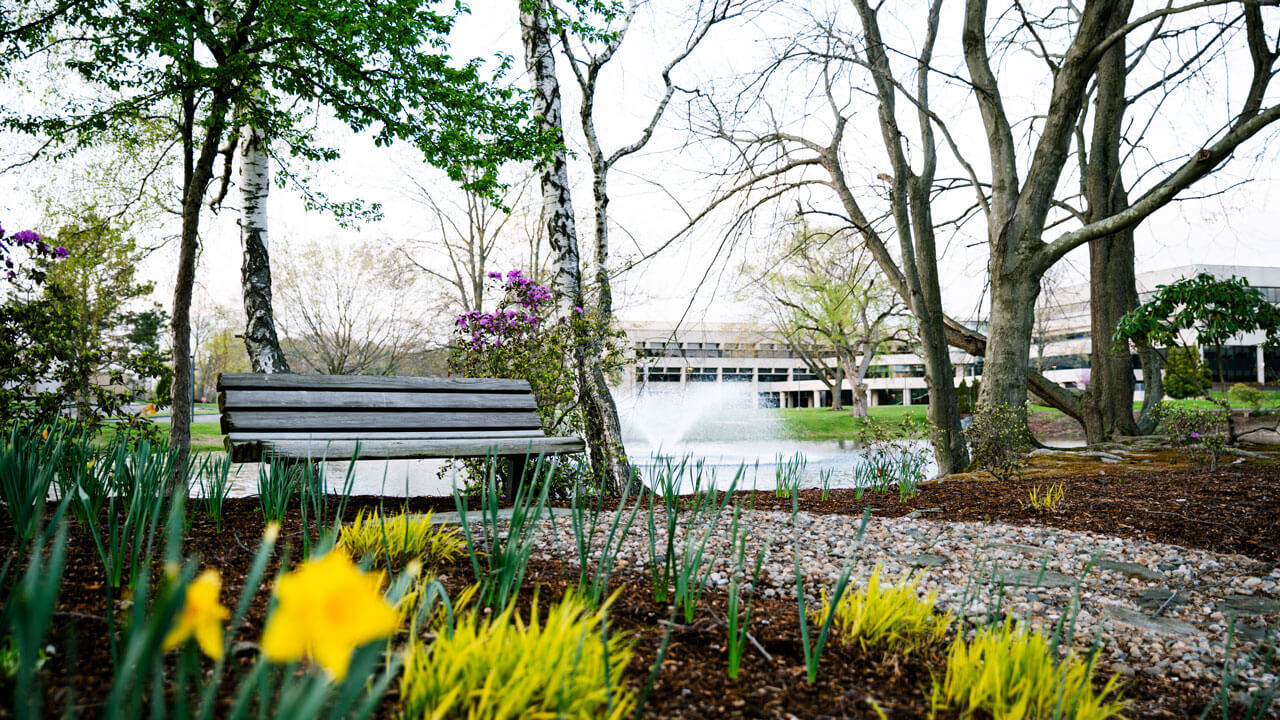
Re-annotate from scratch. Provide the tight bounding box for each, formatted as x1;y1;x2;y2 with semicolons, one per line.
722;367;753;382
793;368;817;381
758;367;789;382
645;366;681;382
687;367;716;382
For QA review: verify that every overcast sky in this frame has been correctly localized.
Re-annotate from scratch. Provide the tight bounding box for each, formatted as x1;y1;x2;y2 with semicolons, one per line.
2;0;1277;331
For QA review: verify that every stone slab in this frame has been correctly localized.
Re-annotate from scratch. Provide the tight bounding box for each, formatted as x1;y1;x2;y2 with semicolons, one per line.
1097;559;1167;583
988;542;1051;558
1218;595;1280;616
1135;588;1188;613
894;553;948;568
1105;605;1199;636
984;568;1077;589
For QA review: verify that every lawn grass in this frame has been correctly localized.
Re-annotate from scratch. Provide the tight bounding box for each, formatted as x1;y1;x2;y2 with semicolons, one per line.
98;420;225;453
775;405;929;441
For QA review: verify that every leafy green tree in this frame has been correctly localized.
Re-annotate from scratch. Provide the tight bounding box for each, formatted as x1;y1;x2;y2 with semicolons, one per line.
745;223;910;417
3;0;549;465
1116;273;1280;442
38;213;169;421
1163;346;1211;400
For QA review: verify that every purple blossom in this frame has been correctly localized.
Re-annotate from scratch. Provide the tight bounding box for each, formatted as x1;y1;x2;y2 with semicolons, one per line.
11;230;40;245
1190;432;1200;438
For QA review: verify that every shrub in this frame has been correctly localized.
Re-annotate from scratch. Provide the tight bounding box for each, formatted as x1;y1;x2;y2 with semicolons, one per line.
1152;402;1227;470
931;621;1127;720
1164;345;1212;399
964;404;1034;482
814;565;951;653
400;592;635;720
338;509;464;568
1230;383;1268;416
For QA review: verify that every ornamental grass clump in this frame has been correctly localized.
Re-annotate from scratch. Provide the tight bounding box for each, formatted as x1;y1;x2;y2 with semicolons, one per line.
1027;482;1065;512
338;509;464;568
400;592;635;720
931;620;1127;720
816;564;951;654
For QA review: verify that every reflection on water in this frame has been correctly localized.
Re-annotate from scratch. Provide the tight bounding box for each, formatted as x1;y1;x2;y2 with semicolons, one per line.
627;439;937;492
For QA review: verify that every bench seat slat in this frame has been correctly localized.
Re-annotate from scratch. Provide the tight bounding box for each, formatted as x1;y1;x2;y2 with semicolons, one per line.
250;437;586;461
228;430;545;443
218;373;529;393
222;410;543;433
219;390;537;411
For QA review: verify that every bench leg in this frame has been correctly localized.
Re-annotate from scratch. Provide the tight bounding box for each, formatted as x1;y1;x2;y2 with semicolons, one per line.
505;455;527;500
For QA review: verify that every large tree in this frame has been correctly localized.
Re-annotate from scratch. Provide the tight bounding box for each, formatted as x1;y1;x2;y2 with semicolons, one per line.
3;0;545;468
696;0;1280;461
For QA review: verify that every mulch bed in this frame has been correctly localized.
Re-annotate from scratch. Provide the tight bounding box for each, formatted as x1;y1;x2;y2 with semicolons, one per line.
3;465;1276;718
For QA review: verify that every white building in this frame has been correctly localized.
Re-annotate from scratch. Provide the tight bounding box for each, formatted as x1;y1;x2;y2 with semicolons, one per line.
617;320;978;408
1034;264;1280;389
618;265;1280;409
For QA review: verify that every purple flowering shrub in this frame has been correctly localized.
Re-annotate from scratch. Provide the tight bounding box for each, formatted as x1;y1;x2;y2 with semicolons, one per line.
449;270;579;436
1;220;68;286
1151;402;1227;470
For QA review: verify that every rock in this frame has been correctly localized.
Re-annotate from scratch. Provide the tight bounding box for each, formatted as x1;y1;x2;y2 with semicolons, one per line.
1097;559;1167;583
1218;595;1280;616
983;568;1077;589
905;507;942;519
1105;606;1200;636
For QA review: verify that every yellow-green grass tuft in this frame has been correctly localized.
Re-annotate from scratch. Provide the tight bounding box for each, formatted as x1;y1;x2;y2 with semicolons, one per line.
931;620;1127;719
338;509;464;568
816;564;951;653
400;591;634;720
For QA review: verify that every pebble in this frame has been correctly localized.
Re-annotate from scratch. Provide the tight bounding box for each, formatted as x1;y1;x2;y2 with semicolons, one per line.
511;506;1280;694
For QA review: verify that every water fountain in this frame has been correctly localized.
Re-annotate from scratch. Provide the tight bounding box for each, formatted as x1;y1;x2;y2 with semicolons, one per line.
615;383;936;491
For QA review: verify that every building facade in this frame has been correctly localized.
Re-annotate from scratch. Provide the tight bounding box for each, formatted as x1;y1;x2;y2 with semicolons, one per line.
618;265;1280;409
618;320;978;408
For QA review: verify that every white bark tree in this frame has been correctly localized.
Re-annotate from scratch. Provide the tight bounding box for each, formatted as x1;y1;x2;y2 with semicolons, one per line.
237;125;291;374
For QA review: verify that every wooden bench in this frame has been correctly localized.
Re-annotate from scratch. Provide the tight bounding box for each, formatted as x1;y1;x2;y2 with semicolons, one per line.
216;373;585;488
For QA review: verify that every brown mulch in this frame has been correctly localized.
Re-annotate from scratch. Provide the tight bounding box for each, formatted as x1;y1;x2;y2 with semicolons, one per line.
738;465;1280;563
3;464;1277;717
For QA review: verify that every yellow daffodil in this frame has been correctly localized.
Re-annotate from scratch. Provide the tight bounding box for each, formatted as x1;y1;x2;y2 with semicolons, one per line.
261;550;398;680
163;569;229;660
41;428;48;440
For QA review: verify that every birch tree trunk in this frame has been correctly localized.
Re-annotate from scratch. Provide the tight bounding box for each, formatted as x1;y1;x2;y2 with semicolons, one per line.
239;124;291;374
521;0;633;495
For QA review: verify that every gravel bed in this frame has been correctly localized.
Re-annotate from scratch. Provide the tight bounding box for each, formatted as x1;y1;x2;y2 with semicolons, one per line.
524;507;1280;700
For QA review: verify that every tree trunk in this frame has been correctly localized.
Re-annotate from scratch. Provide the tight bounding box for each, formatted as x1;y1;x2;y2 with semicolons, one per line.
830;356;844;411
850;383;868;419
239;124;291;375
1136;342;1164;432
1079;0;1139;444
977;269;1041;413
171;96;231;472
521;1;633;495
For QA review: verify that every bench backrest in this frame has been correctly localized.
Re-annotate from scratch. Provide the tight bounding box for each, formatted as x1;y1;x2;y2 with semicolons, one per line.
217;373;546;461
